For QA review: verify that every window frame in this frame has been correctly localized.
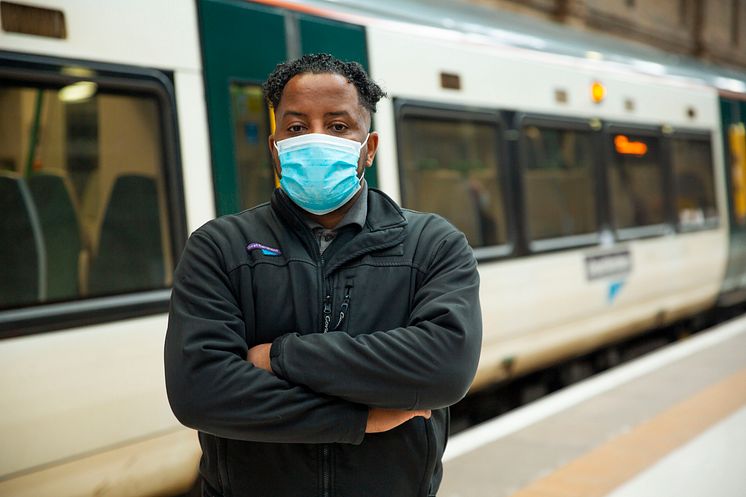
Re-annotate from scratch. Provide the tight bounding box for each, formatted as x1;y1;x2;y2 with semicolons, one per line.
0;50;187;338
226;77;277;211
517;113;603;254
603;122;673;241
666;128;720;233
393;99;515;260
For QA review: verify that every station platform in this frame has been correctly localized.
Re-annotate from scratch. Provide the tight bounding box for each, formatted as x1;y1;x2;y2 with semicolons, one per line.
440;314;746;497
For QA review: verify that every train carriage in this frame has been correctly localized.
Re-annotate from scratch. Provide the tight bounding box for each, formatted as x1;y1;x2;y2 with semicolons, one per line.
1;0;746;495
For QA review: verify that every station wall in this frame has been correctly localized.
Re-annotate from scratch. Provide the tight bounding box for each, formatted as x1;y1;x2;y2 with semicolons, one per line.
471;0;746;70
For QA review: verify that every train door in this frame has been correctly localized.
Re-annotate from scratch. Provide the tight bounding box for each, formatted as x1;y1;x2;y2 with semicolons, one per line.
198;0;374;216
718;97;746;305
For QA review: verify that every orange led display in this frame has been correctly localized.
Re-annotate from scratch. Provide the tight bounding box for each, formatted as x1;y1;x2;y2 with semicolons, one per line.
614;135;648;156
591;81;606;103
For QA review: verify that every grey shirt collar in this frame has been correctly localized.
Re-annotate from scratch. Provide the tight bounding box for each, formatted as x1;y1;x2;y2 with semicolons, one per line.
303;180;368;232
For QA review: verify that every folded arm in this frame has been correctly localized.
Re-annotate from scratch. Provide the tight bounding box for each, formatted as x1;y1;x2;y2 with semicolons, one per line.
268;231;482;410
164;231;368;444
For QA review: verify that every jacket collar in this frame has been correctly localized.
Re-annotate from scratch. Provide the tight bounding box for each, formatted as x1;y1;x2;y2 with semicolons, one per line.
270;187;408;274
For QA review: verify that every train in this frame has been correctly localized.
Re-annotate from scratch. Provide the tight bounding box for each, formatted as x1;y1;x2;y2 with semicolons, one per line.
1;0;746;495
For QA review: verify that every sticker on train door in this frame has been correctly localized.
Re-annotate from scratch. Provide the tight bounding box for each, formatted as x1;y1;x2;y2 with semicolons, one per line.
584;249;632;281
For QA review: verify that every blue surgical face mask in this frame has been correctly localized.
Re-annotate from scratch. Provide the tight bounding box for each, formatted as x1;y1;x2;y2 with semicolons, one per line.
274;133;369;215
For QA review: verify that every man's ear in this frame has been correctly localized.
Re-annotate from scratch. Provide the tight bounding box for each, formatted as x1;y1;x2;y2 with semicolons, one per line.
268;134;282;178
364;131;379;167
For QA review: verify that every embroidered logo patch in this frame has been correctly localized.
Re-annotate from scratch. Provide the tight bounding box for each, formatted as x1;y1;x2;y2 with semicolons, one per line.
246;242;282;257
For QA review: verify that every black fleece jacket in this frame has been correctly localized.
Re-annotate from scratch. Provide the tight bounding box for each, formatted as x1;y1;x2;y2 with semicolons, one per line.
164;187;482;497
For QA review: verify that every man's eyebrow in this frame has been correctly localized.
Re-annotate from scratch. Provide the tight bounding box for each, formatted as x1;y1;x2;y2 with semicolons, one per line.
282;110;308;118
324;111;352;118
280;110;357;119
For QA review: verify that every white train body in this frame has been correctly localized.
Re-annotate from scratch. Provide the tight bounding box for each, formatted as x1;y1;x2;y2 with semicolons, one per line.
366;24;728;386
0;2;210;496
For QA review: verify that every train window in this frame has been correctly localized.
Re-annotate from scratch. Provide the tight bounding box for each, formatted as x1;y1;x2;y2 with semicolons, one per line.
670;136;718;229
522;125;597;241
608;133;666;231
0;82;173;311
229;83;276;210
398;113;507;248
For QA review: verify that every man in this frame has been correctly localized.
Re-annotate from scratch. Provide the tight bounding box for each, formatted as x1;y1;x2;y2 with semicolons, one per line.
165;53;482;497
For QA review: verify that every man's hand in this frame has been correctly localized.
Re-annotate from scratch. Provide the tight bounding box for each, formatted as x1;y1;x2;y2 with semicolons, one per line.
247;343;273;373
365;407;431;434
248;344;430;433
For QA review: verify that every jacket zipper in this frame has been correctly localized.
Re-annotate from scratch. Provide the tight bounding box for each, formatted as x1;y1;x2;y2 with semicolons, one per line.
322;294;332;333
321;287;331;496
322;445;330;497
319;253;332;496
321;282;352;496
333;285;352;331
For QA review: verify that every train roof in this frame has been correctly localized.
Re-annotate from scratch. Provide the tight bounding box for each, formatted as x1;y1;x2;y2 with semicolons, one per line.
289;0;746;97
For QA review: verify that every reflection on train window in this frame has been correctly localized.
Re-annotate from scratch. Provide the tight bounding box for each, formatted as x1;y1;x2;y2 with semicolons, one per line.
522;126;597;240
671;137;718;229
0;83;173;310
398;115;506;248
230;83;275;210
608;133;665;230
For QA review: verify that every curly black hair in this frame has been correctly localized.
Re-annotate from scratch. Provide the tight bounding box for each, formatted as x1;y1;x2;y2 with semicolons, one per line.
262;53;387;113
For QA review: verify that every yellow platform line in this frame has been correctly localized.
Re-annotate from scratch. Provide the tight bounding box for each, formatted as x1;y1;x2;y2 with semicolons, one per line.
509;367;746;497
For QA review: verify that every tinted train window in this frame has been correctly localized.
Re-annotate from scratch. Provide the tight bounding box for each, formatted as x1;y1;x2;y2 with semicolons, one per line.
398;113;507;248
0;83;173;310
671;136;718;229
608;133;665;230
230;83;275;210
522;125;597;240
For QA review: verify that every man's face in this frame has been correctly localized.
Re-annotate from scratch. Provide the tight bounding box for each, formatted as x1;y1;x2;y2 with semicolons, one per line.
269;72;379;179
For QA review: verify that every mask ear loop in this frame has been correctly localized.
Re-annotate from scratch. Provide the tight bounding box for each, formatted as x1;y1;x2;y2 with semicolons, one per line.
357;133;371;181
359;133;370;150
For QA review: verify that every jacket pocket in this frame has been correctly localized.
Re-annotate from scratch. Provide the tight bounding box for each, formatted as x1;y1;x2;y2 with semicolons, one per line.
222;440;319;497
426;409;449;496
215;437;231;497
418;417;438;497
334;416;434;497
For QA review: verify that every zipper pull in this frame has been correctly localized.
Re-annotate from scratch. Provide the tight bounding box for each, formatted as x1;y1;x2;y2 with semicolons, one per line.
333;288;352;331
323;295;332;333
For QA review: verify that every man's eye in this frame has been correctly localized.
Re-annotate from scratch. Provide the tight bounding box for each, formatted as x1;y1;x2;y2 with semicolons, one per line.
331;123;347;132
288;125;304;133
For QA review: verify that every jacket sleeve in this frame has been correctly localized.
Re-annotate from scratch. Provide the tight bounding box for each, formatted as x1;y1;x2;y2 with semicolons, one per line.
269;230;482;411
164;229;368;444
